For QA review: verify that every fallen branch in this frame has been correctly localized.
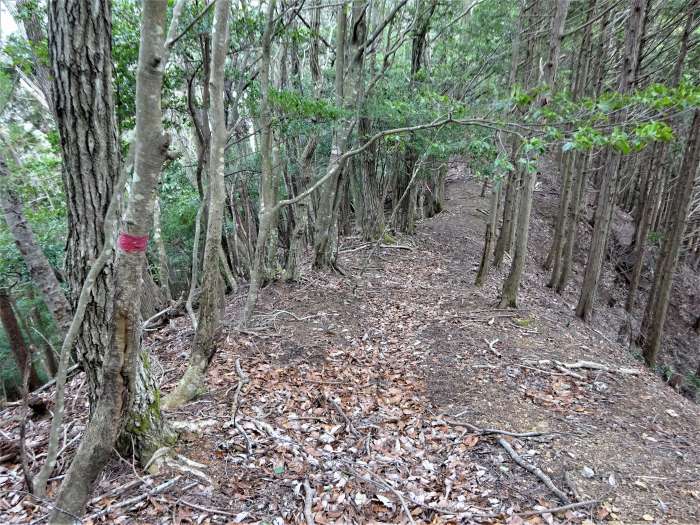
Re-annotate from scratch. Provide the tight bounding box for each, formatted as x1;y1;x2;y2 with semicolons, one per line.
268;310;318;322
379;244;415;251
327;397;360;437
303;478;315;525
228;359;252;455
169;498;240;518
443;419;549;438
559;360;639;375
28;364;80;396
88;477;148;506
484;338;502;358
230;358;249;425
518;499;598;517
86;476;180;520
497;437;570;504
143;297;183;330
524;359;639;375
554;365;586;380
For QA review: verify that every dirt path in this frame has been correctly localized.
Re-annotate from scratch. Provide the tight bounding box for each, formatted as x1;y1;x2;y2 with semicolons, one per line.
3;165;698;524
151;166;699;524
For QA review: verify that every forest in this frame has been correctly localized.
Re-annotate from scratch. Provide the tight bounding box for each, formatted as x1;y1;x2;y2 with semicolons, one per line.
0;0;699;523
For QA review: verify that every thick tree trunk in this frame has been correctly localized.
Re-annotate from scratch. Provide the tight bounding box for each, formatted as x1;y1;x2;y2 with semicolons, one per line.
48;0;119;403
359;117;385;240
49;1;175;519
284;137;317;280
0;153;72;336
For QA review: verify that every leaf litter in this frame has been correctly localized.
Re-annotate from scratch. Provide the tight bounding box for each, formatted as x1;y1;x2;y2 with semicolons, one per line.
1;166;699;524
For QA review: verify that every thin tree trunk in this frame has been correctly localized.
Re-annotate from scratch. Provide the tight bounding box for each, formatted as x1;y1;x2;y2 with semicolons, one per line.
640;109;700;367
242;0;278;324
475;179;501;286
0;289;42;391
164;0;232;407
0;153;72;337
49;1;176;519
556;151;590;293
313;2;349;269
499;0;570;307
153;198;173;301
575;0;647;320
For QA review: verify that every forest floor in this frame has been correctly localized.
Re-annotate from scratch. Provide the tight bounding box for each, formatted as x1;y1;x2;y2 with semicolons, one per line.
2;162;700;524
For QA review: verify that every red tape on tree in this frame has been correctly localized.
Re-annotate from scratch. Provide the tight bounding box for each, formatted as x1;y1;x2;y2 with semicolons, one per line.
117;232;149;253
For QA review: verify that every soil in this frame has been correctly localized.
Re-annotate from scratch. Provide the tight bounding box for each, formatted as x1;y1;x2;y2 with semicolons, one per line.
1;161;699;524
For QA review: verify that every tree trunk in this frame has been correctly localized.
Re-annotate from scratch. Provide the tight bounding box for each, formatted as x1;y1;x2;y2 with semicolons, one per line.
475;179;501;286
0;153;72;336
0;289;42;392
575;0;647;320
165;0;232;406
49;1;175;519
494;167;520;267
556;151;589;293
48;0;120;403
499;166;535;307
499;0;570;306
313;3;348;269
545;151;574;275
153;198;173;301
641;109;700;367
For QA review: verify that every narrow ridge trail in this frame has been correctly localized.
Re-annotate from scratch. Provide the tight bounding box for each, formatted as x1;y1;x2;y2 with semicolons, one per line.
4;166;697;524
149;164;700;524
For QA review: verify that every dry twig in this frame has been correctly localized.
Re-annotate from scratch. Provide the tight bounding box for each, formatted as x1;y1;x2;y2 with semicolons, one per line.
327;396;360;436
303;478;315;525
443;419;549;438
86;476;181;520
518;499;598;517
497;437;570;504
484;338;502;357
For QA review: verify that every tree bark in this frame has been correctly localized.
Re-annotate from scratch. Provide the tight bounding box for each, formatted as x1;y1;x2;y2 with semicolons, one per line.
49;1;175;519
641;109;700;367
499;0;570;307
475;179;501;286
313;3;348;269
48;0;120;403
165;0;232;407
153;198;173;301
575;0;647;321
